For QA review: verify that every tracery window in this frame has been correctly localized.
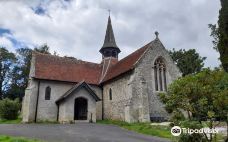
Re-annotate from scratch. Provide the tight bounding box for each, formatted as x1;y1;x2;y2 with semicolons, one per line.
154;57;167;91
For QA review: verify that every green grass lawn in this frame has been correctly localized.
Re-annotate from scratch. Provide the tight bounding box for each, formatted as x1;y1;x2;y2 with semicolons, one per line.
97;120;172;139
0;135;43;142
97;120;227;141
0;118;21;124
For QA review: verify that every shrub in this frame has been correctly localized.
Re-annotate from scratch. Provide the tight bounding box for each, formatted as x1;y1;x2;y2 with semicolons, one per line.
0;98;21;120
178;120;206;142
169;110;185;126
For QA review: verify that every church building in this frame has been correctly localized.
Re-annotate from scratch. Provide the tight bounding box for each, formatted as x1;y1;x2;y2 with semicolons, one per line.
22;16;181;123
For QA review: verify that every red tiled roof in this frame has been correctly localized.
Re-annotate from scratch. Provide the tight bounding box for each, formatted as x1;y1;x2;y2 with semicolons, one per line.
33;42;152;85
101;42;152;83
34;53;102;85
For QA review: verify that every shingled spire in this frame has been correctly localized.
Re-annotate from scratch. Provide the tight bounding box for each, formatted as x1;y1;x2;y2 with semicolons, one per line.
100;16;121;60
102;16;118;48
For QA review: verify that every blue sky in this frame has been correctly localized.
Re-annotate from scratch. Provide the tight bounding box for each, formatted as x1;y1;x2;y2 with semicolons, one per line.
0;0;221;68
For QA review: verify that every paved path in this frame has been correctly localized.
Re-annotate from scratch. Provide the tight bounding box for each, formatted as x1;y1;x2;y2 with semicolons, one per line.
0;123;170;142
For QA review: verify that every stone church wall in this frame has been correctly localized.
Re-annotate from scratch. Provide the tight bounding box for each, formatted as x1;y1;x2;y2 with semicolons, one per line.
37;81;102;122
36;81;73;121
23;79;102;122
22;55;38;122
22;79;39;122
92;85;103;120
103;74;134;122
133;40;181;121
102;40;181;122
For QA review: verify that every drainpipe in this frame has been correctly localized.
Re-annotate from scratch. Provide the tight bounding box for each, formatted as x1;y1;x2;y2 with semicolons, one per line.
34;80;40;123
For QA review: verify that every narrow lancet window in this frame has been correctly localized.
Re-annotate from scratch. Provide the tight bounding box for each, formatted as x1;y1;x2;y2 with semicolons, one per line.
109;88;112;100
45;86;51;100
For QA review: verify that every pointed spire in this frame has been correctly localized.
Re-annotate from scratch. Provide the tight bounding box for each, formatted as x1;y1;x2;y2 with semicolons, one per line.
101;16;119;49
100;16;121;60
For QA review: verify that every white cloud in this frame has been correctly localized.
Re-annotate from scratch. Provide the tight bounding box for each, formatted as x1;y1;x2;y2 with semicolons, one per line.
0;0;221;67
190;0;207;6
0;36;14;52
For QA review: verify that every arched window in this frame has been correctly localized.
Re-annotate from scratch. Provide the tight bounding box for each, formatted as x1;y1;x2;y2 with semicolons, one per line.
154;57;167;91
45;86;51;100
109;88;112;100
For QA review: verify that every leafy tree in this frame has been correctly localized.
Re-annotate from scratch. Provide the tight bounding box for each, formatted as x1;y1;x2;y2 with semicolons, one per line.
169;49;206;76
0;47;16;99
7;44;51;100
7;48;33;100
159;69;228;141
209;0;228;72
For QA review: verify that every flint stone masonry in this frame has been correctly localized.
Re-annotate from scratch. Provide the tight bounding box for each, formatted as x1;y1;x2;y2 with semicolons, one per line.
103;73;134;122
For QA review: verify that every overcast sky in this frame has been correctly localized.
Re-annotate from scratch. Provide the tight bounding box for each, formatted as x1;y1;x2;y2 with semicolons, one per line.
0;0;221;67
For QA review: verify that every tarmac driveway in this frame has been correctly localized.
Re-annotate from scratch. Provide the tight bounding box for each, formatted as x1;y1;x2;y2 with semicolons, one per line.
0;123;170;142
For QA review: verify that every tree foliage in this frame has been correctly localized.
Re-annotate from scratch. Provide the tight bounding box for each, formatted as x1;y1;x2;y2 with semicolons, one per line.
159;69;228;141
0;47;16;99
209;0;228;72
0;98;21;120
169;49;206;76
3;44;51;100
7;48;33;100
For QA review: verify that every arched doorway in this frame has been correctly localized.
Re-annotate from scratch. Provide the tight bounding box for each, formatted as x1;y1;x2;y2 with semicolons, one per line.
74;97;88;120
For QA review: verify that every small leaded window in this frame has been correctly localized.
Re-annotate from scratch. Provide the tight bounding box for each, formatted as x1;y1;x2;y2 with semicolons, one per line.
109;88;112;100
154;57;167;91
45;86;51;100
